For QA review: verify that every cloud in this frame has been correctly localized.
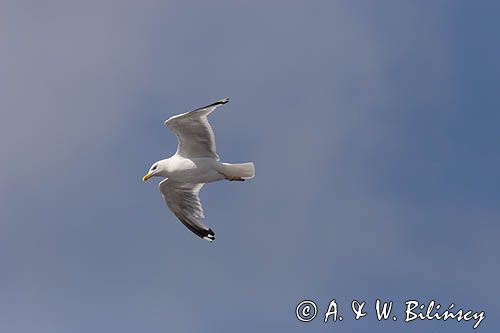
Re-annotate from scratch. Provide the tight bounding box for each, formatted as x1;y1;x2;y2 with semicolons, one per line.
0;1;498;332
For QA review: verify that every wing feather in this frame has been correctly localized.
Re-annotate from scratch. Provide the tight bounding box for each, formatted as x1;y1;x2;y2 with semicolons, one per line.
159;179;215;242
164;98;229;159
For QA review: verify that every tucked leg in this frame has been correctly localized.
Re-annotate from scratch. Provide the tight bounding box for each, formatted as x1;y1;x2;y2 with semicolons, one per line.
225;176;245;181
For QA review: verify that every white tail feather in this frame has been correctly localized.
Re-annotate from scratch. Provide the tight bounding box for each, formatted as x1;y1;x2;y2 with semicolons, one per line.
220;162;255;179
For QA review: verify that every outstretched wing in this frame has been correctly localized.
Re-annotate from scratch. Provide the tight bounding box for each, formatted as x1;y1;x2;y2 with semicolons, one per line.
164;98;229;159
159;179;215;242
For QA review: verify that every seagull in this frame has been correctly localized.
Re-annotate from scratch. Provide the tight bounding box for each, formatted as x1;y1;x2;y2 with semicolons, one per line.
142;98;255;242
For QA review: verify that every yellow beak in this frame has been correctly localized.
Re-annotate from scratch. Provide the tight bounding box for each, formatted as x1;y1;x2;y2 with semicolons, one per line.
142;172;153;181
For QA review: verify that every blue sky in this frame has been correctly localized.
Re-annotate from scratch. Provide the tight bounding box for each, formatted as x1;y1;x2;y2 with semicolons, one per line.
0;1;498;332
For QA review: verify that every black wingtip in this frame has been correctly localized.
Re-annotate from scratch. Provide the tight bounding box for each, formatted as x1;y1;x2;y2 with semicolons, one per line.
203;228;215;242
218;97;229;104
206;98;229;108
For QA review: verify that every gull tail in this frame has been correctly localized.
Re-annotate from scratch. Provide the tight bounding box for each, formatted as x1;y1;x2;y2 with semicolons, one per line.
220;162;255;180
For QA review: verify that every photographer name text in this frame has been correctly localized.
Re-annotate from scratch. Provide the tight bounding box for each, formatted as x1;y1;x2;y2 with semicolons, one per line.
295;299;485;329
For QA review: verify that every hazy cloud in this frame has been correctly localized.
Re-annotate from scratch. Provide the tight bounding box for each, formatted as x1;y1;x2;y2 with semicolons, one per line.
1;1;498;332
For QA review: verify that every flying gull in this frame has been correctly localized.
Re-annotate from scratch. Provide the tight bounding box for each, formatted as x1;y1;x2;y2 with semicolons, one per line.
142;98;255;242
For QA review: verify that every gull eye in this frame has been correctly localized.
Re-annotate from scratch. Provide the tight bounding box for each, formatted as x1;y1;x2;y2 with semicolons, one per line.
152;165;157;170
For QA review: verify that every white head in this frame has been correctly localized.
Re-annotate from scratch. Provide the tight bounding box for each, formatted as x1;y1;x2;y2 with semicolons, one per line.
142;160;166;181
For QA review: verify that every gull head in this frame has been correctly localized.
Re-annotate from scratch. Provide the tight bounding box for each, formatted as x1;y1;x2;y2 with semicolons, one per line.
143;161;164;181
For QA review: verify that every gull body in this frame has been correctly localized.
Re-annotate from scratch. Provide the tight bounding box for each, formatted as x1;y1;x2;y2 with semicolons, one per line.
149;156;225;184
143;98;255;242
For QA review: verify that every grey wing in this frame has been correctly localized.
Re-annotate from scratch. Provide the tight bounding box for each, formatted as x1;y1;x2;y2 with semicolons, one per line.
159;179;215;242
164;98;229;159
